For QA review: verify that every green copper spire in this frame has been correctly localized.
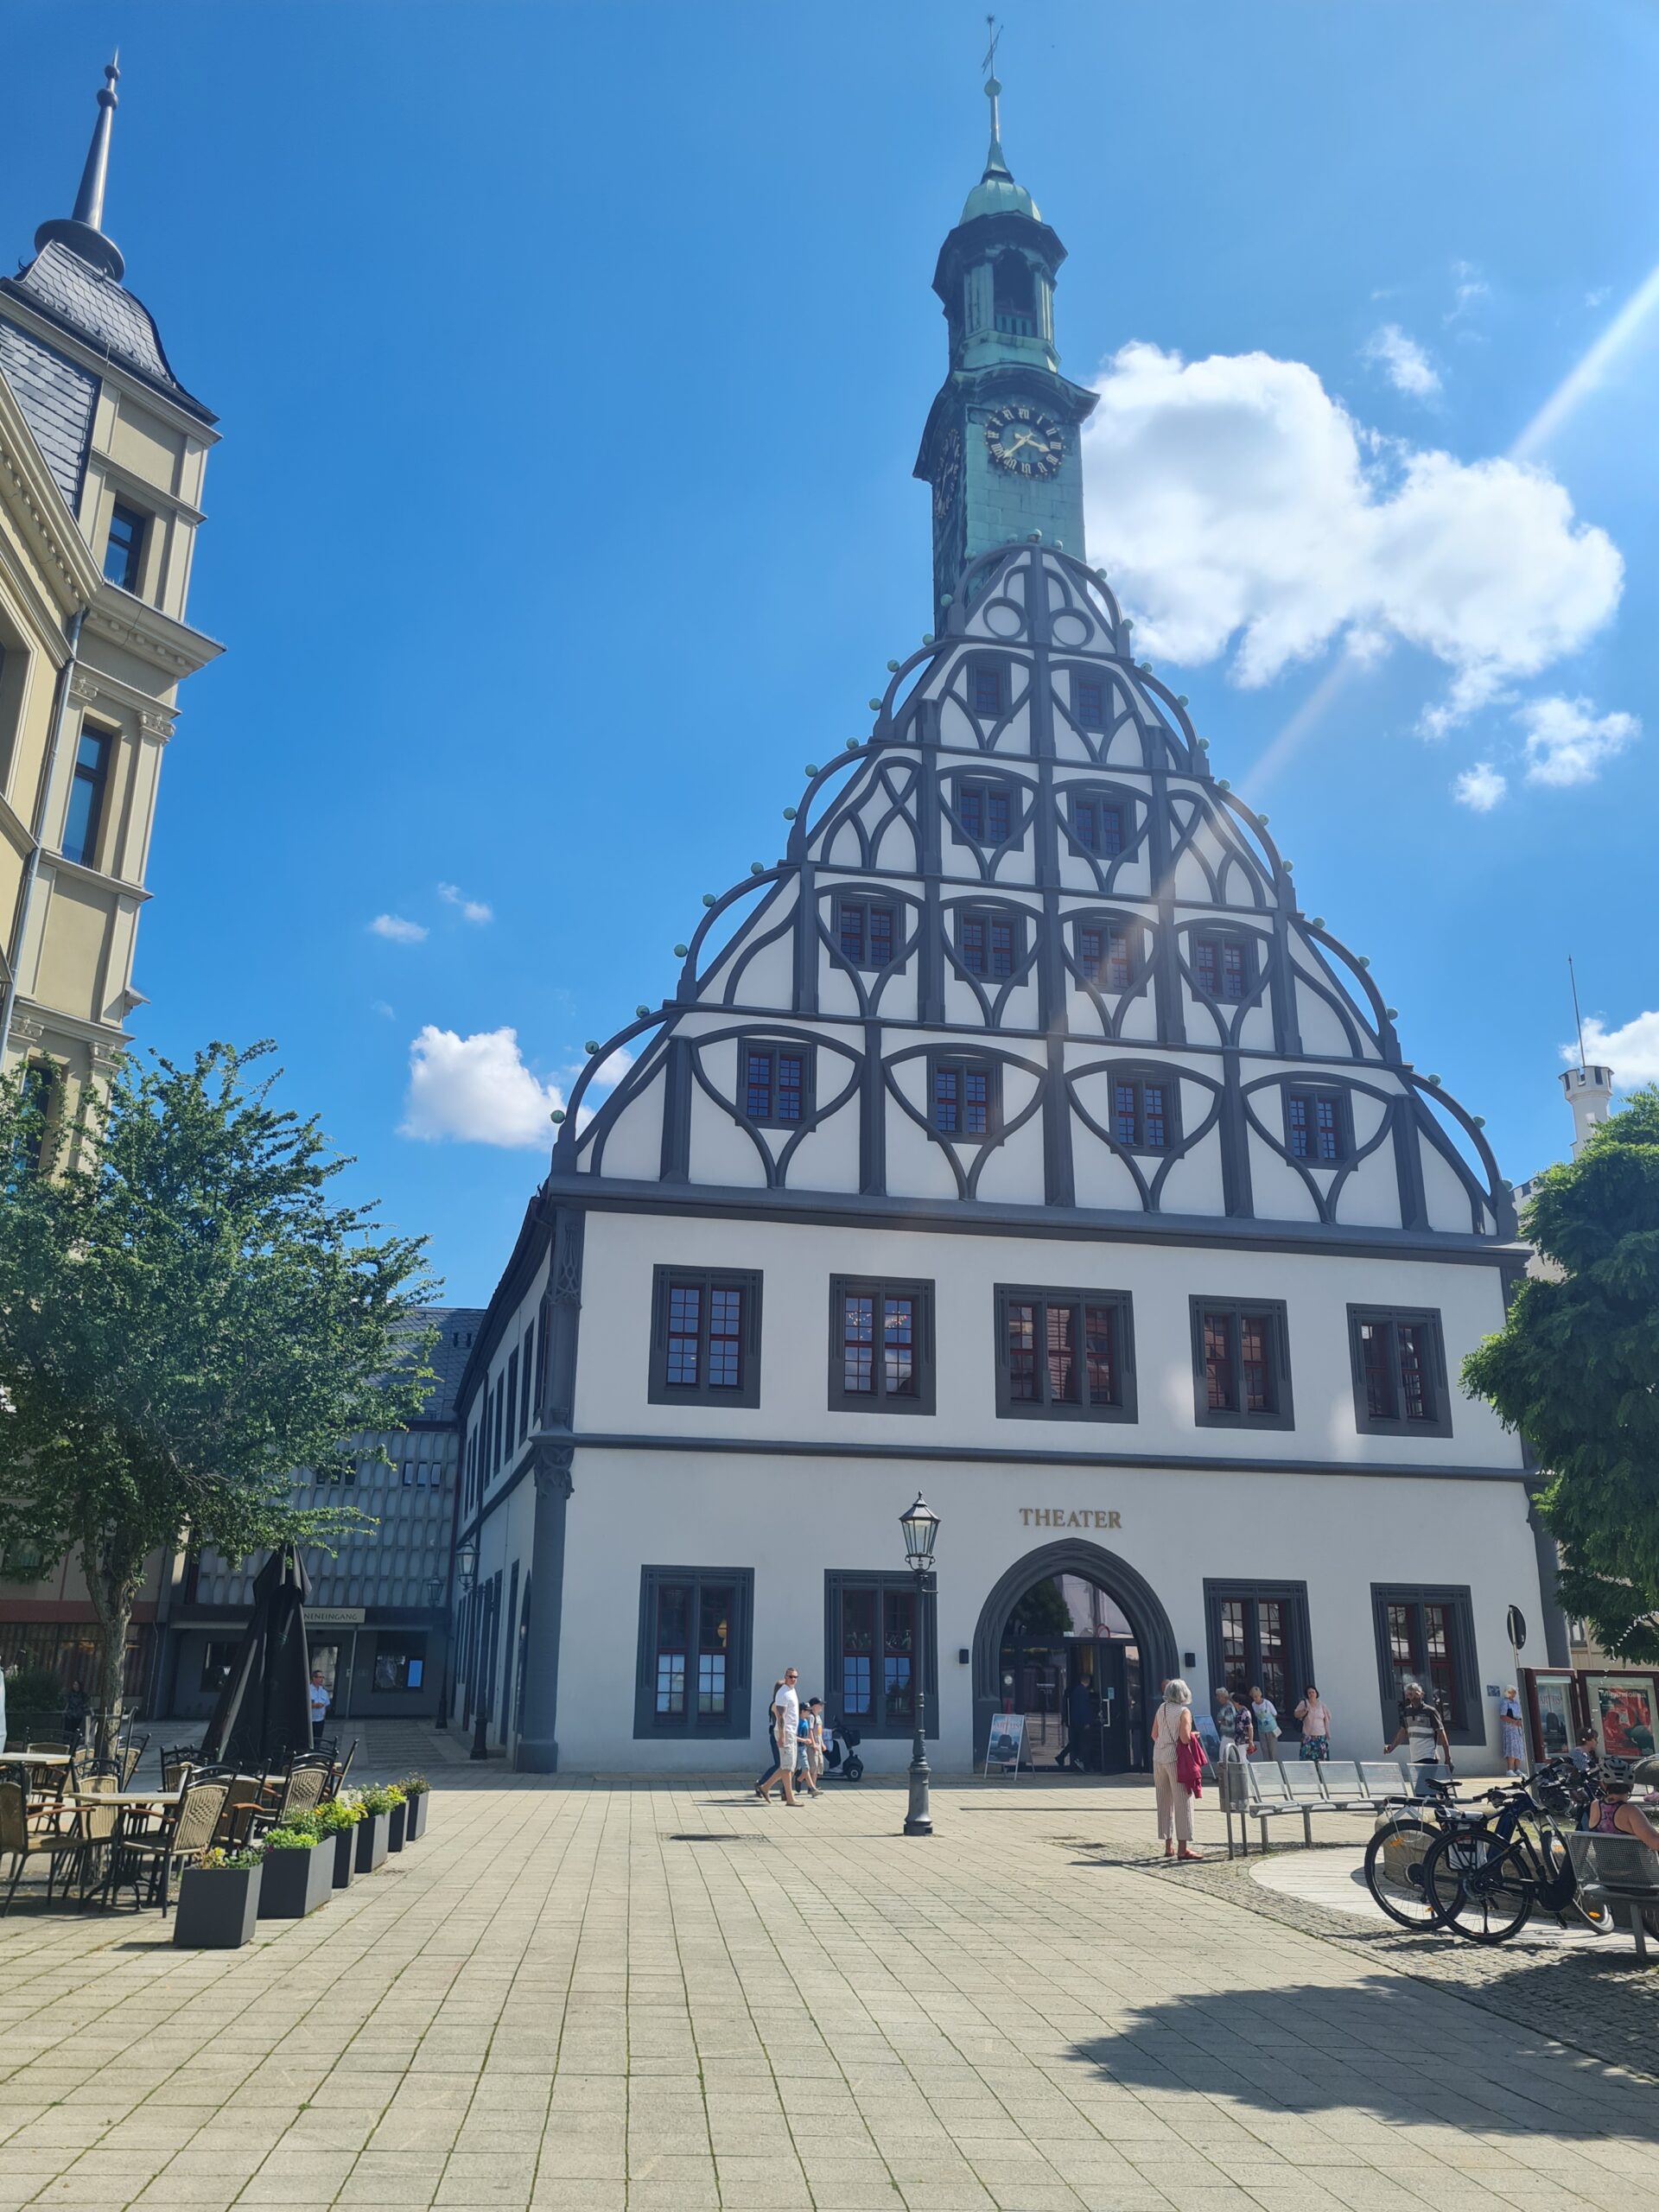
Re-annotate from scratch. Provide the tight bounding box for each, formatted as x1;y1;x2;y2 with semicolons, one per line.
961;68;1039;224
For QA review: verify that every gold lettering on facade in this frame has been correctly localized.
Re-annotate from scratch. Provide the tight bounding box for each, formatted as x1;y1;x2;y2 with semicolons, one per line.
1020;1507;1121;1529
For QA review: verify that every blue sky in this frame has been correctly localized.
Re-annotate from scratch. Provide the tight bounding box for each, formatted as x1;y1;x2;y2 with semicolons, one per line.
8;3;1659;1304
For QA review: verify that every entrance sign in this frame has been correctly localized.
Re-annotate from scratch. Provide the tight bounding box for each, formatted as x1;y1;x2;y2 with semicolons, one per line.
307;1607;365;1627
984;1712;1026;1777
1019;1508;1121;1529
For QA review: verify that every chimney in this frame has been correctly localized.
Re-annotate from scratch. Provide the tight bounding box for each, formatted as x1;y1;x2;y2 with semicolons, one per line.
1560;1063;1614;1156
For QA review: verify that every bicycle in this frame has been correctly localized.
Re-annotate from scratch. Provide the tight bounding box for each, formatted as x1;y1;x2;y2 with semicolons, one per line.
1362;1772;1479;1929
1419;1758;1609;1944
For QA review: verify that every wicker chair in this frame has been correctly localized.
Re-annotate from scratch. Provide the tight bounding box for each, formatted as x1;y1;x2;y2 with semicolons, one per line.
323;1741;357;1802
247;1759;328;1840
119;1777;231;1916
214;1775;268;1849
0;1777;112;1914
120;1733;149;1788
159;1744;200;1790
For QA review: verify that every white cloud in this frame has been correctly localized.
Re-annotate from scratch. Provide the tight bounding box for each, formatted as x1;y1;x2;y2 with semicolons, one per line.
398;1026;563;1147
590;1046;634;1091
437;882;493;925
1517;695;1639;787
1585;286;1611;310
369;914;428;944
1452;762;1506;812
370;999;396;1020
1447;260;1491;322
1081;342;1624;727
1363;323;1440;397
1573;1011;1659;1087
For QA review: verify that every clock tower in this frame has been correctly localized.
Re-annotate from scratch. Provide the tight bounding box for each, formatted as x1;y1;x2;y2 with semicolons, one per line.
913;73;1098;626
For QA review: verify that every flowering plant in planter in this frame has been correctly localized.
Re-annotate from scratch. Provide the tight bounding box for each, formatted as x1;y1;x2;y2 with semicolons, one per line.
400;1773;431;1840
359;1785;404;1815
176;1845;264;1947
198;1845;264;1872
263;1823;321;1851
313;1794;362;1887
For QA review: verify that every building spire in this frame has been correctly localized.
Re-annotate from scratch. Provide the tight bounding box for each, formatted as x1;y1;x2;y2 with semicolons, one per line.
35;55;126;282
981;16;1011;181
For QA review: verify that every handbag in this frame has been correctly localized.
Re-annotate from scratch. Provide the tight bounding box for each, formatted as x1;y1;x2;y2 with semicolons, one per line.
1175;1730;1206;1797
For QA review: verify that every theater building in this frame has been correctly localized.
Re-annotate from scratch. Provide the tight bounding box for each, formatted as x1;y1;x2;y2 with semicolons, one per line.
450;82;1560;1775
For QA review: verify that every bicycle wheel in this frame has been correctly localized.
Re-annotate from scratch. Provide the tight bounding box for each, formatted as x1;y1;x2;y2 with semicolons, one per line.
1363;1815;1444;1929
1536;1825;1611;1930
1421;1827;1534;1943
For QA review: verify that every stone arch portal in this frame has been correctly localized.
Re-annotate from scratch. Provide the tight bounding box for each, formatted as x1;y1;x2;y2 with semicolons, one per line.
970;1539;1180;1766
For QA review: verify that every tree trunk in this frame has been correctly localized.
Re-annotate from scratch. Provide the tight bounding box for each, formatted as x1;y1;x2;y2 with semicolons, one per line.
82;1538;141;1763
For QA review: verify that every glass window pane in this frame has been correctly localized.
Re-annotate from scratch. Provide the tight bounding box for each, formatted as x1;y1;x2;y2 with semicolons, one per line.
1074;800;1097;852
883;1590;914;1726
1240;1313;1273;1414
1361;1319;1393;1421
1143;1086;1166;1150
869;908;893;967
1114;1080;1138;1147
988;788;1010;842
776;1054;804;1122
1314;1096;1340;1160
1100;805;1124;857
884;1296;916;1396
989;918;1014;978
1287;1096;1309;1158
666;1283;702;1389
697;1586;732;1717
1204;1311;1234;1412
933;1066;959;1133
963;1068;988;1135
707;1287;742;1390
1084;1305;1116;1407
1195;940;1217;996
1076;679;1104;728
1007;1301;1039;1402
839;906;864;963
655;1584;689;1717
841;1589;874;1717
842;1294;874;1394
960;786;984;841
960;919;985;975
1221;942;1245;999
1424;1602;1456;1717
1046;1302;1077;1403
1220;1599;1246;1687
1397;1322;1430;1421
745;1052;772;1119
1079;927;1103;985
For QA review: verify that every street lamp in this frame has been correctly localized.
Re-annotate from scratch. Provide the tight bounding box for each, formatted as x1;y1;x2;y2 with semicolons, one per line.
899;1493;938;1836
452;1545;489;1759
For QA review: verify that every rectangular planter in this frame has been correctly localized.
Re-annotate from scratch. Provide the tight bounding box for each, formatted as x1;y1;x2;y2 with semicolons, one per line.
387;1800;407;1853
257;1838;334;1920
174;1863;261;1948
329;1826;358;1889
354;1810;391;1873
404;1794;429;1841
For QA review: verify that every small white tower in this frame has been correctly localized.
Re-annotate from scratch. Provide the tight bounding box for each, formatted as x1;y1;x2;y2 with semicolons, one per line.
1560;1063;1615;1155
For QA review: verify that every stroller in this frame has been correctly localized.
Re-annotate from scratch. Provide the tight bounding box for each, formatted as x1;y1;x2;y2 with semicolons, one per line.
823;1716;865;1783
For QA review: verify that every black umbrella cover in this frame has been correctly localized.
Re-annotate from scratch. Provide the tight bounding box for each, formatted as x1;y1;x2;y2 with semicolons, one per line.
199;1544;313;1772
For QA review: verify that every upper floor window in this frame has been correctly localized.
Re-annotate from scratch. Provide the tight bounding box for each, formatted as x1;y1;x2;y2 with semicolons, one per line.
648;1267;762;1410
1111;1073;1173;1152
1068;793;1125;857
1073;676;1107;731
103;502;147;593
830;1275;935;1414
1193;932;1255;1002
956;779;1014;847
956;906;1022;981
836;897;896;971
929;1052;1001;1140
744;1045;810;1126
1287;1088;1349;1164
995;1285;1136;1422
1191;1298;1293;1429
1077;918;1136;992
970;664;1005;719
61;728;111;868
1349;1308;1451;1437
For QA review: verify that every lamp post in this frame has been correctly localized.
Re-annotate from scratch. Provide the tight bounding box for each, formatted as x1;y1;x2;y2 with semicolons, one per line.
453;1543;487;1759
899;1492;939;1837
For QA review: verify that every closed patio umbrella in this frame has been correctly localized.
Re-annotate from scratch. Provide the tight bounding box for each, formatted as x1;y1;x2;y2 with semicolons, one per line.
199;1544;313;1771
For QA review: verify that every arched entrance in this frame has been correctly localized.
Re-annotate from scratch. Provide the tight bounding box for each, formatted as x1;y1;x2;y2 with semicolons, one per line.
972;1541;1179;1775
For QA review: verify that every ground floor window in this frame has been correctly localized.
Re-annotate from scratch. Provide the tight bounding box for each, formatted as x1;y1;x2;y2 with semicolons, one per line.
823;1571;938;1740
634;1567;753;1739
1370;1584;1480;1745
1203;1581;1313;1734
372;1636;427;1693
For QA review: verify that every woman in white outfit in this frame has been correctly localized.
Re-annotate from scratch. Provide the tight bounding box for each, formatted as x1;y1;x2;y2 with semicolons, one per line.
1150;1678;1203;1861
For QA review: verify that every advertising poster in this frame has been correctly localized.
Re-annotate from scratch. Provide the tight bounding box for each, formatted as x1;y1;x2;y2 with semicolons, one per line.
985;1713;1026;1774
1531;1675;1575;1759
1591;1677;1656;1760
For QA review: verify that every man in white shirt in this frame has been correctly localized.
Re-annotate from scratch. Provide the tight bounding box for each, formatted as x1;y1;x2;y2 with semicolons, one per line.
754;1668;801;1805
308;1669;332;1748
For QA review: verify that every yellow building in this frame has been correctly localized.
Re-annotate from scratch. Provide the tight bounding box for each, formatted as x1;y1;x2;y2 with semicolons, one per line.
0;60;219;1132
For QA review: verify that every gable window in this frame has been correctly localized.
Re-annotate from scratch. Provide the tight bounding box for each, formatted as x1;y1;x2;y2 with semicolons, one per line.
1287;1088;1348;1163
1073;675;1107;730
1370;1584;1479;1743
995;1285;1136;1422
103;501;146;592
61;728;111;868
970;664;1005;719
825;1571;939;1739
1193;932;1254;1002
1068;793;1125;857
1349;1307;1451;1438
1190;1298;1293;1430
956;779;1013;846
744;1044;810;1126
829;1275;936;1414
1111;1073;1173;1151
1077;919;1136;992
836;896;896;970
929;1052;1001;1140
634;1566;753;1739
648;1267;763;1410
956;906;1021;981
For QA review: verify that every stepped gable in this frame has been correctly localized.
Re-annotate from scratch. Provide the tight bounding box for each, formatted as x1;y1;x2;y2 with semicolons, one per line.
552;543;1512;1249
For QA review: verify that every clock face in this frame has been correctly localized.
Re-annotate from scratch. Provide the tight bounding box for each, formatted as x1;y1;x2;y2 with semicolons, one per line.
932;428;962;523
984;404;1065;479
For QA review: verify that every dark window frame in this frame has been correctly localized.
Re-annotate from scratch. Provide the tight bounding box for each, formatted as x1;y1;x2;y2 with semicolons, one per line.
1071;672;1109;731
1190;928;1259;1004
951;902;1026;982
1109;1067;1178;1154
1065;785;1130;860
633;1565;753;1740
949;772;1022;850
1286;1085;1351;1165
1189;1297;1294;1432
833;893;899;973
926;1050;1004;1143
1370;1582;1481;1745
103;500;147;593
1347;1306;1452;1439
993;1284;1138;1424
823;1569;939;1740
1203;1580;1314;1739
968;659;1007;721
1073;913;1143;994
741;1041;815;1128
61;725;113;869
828;1274;937;1415
648;1266;763;1410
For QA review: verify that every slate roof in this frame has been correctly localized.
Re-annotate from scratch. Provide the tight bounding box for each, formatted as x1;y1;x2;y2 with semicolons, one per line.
0;240;213;424
0;314;97;511
399;1306;489;1426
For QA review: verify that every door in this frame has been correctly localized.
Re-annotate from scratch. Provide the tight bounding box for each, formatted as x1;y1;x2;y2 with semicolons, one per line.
1090;1643;1129;1772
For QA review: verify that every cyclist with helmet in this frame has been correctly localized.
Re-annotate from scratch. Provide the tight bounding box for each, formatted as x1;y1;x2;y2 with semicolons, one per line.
1589;1758;1659;1851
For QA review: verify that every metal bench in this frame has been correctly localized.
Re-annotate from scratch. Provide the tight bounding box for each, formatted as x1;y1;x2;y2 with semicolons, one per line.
1358;1759;1413;1806
1313;1759;1372;1812
1567;1832;1659;1960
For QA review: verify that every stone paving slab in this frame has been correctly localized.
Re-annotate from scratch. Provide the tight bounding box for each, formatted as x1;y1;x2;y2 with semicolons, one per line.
1;1773;1656;2209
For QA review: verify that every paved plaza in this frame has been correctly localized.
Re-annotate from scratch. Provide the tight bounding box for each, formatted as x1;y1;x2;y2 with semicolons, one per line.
3;1764;1656;2212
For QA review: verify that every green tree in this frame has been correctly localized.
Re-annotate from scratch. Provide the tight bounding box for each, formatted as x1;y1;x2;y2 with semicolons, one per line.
0;1042;435;1748
1463;1085;1659;1662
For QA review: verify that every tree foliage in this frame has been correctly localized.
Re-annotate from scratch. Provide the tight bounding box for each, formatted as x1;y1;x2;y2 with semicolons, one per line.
1463;1085;1659;1662
0;1042;435;1738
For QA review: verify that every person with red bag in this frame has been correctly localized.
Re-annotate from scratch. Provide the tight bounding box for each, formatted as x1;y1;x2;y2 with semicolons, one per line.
1151;1678;1205;1861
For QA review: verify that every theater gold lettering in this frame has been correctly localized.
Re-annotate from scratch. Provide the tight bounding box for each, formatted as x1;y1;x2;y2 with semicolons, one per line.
1020;1507;1121;1529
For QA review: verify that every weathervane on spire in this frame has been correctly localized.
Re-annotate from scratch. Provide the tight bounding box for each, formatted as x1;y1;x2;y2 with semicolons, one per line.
982;14;1002;144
